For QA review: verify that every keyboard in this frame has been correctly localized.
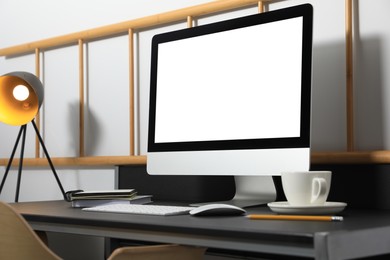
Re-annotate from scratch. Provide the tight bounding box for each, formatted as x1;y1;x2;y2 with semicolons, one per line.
82;204;196;216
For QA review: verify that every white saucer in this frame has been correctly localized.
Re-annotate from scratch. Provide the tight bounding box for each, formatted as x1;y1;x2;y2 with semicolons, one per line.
267;201;347;215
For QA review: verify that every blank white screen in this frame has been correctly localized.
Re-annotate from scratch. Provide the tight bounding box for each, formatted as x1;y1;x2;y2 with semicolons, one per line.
155;17;303;143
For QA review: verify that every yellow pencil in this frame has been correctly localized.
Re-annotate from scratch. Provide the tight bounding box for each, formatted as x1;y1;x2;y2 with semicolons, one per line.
247;214;343;222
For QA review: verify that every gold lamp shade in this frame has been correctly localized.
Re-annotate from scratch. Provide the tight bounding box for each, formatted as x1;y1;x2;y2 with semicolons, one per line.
0;72;44;126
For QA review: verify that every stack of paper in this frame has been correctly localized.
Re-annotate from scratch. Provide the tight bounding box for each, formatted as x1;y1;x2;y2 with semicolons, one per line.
69;189;152;208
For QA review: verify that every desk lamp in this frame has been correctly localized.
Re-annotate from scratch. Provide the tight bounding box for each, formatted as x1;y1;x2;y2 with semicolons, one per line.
0;71;67;202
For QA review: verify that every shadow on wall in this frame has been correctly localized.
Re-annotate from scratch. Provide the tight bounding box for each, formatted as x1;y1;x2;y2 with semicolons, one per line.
311;40;348;151
354;36;384;150
67;101;102;156
310;36;384;151
350;0;385;150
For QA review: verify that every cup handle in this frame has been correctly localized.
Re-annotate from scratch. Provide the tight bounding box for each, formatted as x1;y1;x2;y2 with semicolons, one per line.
311;177;327;204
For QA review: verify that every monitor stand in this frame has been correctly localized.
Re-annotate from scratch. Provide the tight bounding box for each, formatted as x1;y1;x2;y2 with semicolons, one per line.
192;176;284;208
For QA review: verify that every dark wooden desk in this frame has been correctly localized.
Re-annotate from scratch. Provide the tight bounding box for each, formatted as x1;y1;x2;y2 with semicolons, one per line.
11;200;390;259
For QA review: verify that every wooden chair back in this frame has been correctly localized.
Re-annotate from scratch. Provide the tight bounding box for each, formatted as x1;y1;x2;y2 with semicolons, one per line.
108;244;206;260
0;201;61;260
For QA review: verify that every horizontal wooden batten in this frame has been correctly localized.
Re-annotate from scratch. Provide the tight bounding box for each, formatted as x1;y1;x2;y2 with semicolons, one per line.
2;151;390;168
0;0;273;56
312;151;390;165
0;156;146;167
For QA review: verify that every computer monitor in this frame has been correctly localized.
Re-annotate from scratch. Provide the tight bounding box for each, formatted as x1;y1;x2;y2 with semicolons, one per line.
147;4;313;207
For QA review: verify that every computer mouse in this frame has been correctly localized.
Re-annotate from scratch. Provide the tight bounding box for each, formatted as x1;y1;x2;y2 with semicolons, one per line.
189;204;246;216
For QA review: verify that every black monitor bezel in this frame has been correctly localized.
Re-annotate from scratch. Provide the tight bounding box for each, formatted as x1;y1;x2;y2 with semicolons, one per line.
148;4;313;153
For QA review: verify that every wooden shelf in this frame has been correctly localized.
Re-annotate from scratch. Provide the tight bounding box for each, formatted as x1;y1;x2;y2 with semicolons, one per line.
1;151;390;168
312;150;390;165
0;155;146;167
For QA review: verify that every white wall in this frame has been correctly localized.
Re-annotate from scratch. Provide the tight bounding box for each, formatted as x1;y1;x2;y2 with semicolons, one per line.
1;0;390;202
1;0;389;259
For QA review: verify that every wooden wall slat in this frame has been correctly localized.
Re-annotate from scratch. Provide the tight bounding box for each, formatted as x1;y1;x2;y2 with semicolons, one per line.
258;1;264;13
128;29;135;156
2;151;390;167
345;0;354;151
78;39;85;157
187;16;194;28
312;150;390;165
0;156;146;167
34;48;41;158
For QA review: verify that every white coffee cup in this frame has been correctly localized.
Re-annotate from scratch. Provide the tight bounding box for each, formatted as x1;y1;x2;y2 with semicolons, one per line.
281;171;332;206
